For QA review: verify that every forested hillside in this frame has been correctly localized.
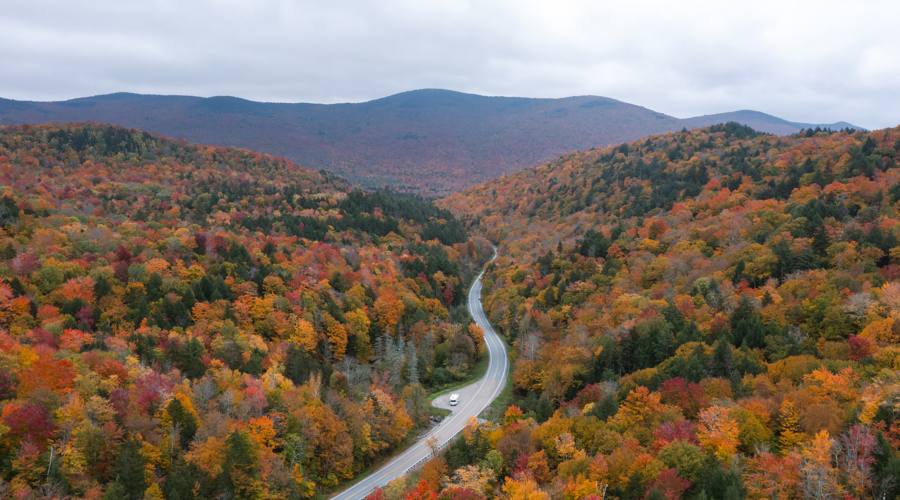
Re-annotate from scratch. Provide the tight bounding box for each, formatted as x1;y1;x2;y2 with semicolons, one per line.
0;90;858;195
404;124;900;499
0;124;492;497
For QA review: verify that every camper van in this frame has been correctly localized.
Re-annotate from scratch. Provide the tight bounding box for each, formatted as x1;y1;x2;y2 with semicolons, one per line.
449;393;460;406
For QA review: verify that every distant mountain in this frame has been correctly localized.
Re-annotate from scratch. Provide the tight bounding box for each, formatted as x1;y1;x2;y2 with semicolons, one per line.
682;109;859;136
0;89;861;194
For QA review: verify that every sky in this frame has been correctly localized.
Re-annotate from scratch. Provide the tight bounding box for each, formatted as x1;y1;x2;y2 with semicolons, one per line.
2;0;898;129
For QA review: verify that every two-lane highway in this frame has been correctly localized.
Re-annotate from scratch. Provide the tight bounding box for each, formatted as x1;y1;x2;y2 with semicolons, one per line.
333;251;508;499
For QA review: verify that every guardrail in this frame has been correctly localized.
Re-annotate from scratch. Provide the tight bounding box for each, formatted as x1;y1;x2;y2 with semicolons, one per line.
404;434;449;473
336;249;502;500
345;431;455;499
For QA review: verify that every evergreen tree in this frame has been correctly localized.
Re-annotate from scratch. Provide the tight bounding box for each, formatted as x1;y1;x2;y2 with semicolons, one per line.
0;196;19;227
812;224;830;261
731;260;746;284
712;339;734;378
873;432;900;499
590;393;619;421
171;337;206;379
220;431;260;499
167;397;198;449
730;296;765;348
102;482;128;500
577;229;610;258
111;439;147;500
164;458;207;500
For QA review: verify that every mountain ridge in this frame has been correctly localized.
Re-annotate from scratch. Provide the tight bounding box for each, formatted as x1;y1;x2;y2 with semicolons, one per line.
0;89;862;194
433;121;900;500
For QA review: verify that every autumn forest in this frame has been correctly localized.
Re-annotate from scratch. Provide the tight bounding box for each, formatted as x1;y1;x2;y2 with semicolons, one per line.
436;124;900;499
0;124;492;498
0;119;897;500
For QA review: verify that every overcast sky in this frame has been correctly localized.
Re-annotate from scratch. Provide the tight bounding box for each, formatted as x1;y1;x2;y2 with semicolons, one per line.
2;0;898;128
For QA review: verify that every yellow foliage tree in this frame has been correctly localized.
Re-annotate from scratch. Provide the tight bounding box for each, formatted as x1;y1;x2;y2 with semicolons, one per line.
344;308;371;356
186;435;227;477
777;399;805;452
291;318;317;353
611;386;675;443
323;313;348;360
859;316;896;344
800;430;841;498
697;405;740;462
450;465;495;496
373;291;404;334
501;476;549;500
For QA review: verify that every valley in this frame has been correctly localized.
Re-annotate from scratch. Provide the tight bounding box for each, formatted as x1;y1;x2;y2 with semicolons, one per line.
3;2;897;499
0;90;858;195
0;104;895;500
333;253;508;499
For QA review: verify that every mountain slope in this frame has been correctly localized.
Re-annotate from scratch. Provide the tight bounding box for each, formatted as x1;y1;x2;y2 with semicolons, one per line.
0;90;860;194
0;123;494;497
428;124;900;499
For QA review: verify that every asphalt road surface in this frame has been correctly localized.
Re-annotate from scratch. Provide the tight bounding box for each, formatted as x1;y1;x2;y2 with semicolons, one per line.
332;251;508;499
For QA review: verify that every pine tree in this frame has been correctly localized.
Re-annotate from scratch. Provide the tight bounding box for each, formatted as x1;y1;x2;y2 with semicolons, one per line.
164;458;206;500
873;432;900;499
712;339;734;378
112;439;147;500
730;296;765;348
731;259;746;284
812;224;830;260
220;431;260;499
167;397;198;449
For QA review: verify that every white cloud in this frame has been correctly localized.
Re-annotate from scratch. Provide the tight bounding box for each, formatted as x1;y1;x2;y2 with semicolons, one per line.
0;0;897;128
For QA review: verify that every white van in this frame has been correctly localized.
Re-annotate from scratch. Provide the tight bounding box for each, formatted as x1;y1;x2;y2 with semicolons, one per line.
449;393;460;406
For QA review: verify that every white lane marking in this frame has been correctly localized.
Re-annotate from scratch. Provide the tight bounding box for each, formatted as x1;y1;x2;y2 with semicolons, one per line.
332;250;507;500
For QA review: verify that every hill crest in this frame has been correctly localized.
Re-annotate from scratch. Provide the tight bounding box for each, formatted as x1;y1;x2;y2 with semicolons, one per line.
0;90;861;195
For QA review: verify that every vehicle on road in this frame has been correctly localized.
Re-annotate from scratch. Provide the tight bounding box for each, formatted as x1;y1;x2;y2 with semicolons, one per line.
331;248;505;500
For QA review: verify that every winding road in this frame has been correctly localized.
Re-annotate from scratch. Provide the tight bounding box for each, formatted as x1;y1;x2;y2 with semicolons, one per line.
332;251;508;499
